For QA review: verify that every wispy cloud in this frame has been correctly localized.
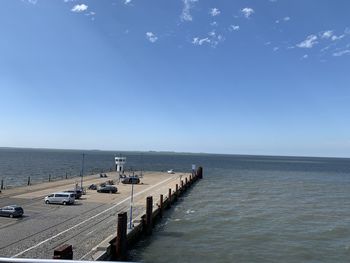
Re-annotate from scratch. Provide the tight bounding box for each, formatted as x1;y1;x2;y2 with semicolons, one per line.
192;30;224;48
210;8;220;17
333;50;350;57
321;30;333;39
228;25;240;32
331;34;345;41
180;0;198;22
297;35;318;48
283;16;290;21
71;4;88;12
241;7;254;18
302;54;308;59
146;32;158;43
124;0;132;4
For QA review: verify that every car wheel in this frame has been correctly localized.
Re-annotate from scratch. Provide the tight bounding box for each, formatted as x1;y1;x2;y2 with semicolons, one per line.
9;214;13;218
63;201;67;205
45;200;49;204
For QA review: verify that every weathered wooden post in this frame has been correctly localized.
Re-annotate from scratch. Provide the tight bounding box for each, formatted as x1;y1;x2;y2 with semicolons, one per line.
65;172;68;179
181;180;184;192
185;178;188;189
0;179;3;190
197;166;203;179
175;184;179;200
159;194;164;218
116;212;127;261
168;188;172;206
27;176;31;186
49;174;51;182
146;196;153;235
53;244;73;259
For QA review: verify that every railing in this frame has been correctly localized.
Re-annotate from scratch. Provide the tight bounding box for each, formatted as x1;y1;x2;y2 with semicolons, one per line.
0;258;129;263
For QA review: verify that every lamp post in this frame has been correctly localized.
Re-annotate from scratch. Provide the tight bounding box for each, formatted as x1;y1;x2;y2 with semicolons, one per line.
80;153;85;189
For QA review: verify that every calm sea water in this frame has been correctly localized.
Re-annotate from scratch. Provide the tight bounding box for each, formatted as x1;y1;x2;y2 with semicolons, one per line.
1;148;350;262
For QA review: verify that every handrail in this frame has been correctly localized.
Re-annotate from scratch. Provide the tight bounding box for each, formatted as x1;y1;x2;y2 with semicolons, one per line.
0;258;131;263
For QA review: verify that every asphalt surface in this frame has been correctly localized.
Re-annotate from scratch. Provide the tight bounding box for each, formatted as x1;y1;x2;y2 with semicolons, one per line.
0;172;184;260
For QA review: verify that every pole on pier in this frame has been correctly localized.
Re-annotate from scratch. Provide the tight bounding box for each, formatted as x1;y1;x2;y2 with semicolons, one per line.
116;212;127;261
159;194;164;218
27;176;31;186
146;196;153;235
181;180;184;191
65;172;68;179
80;153;85;189
53;244;73;259
197;166;203;179
49;174;51;182
0;179;3;190
185;177;188;189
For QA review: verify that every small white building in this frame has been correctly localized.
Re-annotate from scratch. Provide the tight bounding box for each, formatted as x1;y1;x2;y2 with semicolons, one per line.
115;156;126;173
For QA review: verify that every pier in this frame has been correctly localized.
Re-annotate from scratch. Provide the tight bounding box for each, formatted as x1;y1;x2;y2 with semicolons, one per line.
0;168;202;260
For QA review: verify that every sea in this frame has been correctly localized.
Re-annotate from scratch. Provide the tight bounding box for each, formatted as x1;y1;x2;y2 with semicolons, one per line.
1;148;350;262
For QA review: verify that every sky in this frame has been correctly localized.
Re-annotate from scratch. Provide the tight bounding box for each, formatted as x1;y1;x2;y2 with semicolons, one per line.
0;0;350;157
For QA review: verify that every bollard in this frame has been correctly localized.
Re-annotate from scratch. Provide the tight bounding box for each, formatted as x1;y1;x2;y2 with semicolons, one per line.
181;180;184;192
146;196;153;235
53;244;73;259
159;194;164;218
27;176;31;186
185;177;188;189
65;172;68;179
116;212;127;261
197;166;203;179
49;174;51;182
1;179;3;190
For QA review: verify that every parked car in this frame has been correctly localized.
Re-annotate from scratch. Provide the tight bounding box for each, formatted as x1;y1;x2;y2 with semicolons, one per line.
44;192;75;205
0;205;24;218
122;176;140;184
88;184;97;190
97;185;118;193
64;189;82;199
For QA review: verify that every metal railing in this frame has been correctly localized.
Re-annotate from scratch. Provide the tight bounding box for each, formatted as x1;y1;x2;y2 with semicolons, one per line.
0;258;130;263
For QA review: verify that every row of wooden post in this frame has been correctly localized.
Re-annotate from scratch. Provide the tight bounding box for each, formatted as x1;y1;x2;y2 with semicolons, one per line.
52;166;203;261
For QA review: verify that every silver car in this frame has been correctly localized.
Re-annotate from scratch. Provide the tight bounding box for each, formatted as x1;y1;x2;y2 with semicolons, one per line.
44;192;75;205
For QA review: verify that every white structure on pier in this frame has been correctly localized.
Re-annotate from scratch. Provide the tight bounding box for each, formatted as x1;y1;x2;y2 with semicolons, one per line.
115;156;126;173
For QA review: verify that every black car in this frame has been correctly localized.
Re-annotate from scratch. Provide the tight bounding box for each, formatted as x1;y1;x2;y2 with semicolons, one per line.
97;185;118;193
0;205;24;218
122;177;140;184
64;189;82;199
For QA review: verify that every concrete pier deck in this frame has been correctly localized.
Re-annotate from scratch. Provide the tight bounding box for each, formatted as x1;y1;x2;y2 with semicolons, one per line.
0;171;190;260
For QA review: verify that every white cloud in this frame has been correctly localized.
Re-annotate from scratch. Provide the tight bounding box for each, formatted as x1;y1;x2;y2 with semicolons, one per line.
71;4;88;12
331;34;345;41
283;16;290;21
229;25;240;31
210;8;220;17
321;30;333;39
241;7;254;18
146;32;158;43
333;50;350;57
180;0;198;22
273;47;279;52
297;35;318;48
192;37;210;45
124;0;132;4
302;54;308;59
210;21;218;26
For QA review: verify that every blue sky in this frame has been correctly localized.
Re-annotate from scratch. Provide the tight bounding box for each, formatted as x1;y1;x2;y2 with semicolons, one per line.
1;0;350;157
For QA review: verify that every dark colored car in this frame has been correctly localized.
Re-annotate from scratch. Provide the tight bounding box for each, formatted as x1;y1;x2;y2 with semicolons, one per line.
97;185;118;193
88;184;97;190
0;205;24;218
122;177;140;184
64;189;82;199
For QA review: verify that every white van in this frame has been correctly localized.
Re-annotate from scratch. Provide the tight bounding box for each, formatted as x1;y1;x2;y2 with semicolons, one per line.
44;192;75;205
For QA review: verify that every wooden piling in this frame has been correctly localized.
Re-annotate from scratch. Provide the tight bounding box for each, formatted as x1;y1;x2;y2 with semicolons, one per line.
116;212;127;261
53;244;73;259
197;166;203;179
146;196;153;235
27;176;31;186
65;172;68;179
181;180;184;192
185;177;188;188
175;184;179;200
168;188;172;206
159;194;164;218
49;174;51;182
0;179;3;190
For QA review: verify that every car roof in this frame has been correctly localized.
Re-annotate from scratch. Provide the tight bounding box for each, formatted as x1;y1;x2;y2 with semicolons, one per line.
50;192;71;195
